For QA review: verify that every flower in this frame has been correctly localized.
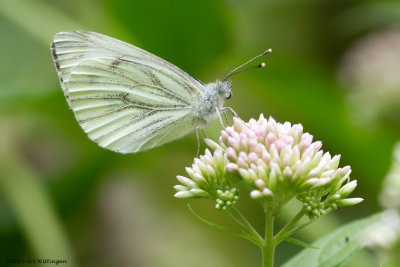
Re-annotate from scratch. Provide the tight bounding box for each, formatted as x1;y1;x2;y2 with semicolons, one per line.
219;115;362;216
175;115;362;216
174;149;239;210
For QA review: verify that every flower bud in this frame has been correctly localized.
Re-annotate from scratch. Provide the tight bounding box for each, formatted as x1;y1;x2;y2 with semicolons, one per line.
204;138;224;151
336;198;364;207
250;190;263;200
174;191;194;198
336;180;358;198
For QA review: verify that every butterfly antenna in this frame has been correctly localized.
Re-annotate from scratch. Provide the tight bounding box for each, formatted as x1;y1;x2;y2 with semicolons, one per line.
223;48;272;82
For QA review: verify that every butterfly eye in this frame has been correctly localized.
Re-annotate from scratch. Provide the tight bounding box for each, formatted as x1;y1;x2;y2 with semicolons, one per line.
226;91;232;99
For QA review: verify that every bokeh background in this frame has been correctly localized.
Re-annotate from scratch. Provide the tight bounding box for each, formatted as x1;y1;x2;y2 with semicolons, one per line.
1;0;400;266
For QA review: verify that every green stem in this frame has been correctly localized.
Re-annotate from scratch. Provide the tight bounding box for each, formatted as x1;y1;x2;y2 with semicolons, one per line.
227;207;263;246
262;209;274;267
274;208;305;243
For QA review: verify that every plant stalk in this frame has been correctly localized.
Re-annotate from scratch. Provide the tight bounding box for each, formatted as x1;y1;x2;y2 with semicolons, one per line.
274;208;305;243
262;209;274;267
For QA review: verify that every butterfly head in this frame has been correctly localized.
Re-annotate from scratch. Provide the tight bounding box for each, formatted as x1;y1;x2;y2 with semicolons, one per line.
217;80;232;100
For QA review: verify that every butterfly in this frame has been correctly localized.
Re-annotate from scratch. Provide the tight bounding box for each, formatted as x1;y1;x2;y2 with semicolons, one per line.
51;30;271;154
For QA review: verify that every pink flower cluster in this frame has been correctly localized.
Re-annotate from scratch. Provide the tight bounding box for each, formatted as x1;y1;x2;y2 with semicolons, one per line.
219;114;352;211
175;114;361;215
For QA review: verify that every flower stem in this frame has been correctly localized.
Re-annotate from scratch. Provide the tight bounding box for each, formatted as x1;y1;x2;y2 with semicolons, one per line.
274;208;305;243
227;207;263;245
262;209;274;267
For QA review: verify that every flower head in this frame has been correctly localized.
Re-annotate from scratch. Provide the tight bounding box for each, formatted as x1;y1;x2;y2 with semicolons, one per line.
219;114;361;216
175;115;362;216
174;149;239;210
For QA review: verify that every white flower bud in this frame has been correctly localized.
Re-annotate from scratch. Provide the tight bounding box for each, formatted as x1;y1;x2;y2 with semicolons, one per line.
304;178;319;187
206;164;216;177
283;166;293;178
176;175;199;188
336;180;358;198
310;177;331;189
192;173;205;184
190;188;209;198
185;167;195;178
204;139;223;151
250;190;263;200
329;154;341;169
226;147;237;161
255;178;265;189
174;185;188;191
174;191;194;198
239;168;251;182
262;188;273;197
226;163;238;172
336;198;364;207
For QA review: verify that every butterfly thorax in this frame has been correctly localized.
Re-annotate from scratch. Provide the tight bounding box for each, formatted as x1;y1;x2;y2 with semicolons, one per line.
194;80;232;126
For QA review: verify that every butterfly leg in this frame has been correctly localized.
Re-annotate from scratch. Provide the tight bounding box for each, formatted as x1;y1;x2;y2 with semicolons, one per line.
201;128;208;139
219;107;238;126
215;107;226;128
196;128;201;157
195;128;209;157
219;107;250;129
219;107;238;117
223;111;231;126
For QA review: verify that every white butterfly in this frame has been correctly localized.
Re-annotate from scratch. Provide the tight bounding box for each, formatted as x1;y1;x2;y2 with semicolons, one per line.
51;30;270;154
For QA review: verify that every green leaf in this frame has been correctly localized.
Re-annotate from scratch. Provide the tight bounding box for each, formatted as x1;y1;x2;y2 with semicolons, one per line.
285;220;313;237
282;212;384;267
187;204;261;246
284;237;319;249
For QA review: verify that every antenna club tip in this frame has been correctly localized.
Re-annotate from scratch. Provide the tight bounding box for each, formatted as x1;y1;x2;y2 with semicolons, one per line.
261;49;272;56
260;62;266;68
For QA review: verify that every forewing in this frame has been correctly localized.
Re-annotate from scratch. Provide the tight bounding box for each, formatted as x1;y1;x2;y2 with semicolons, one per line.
51;30;204;99
51;31;204;153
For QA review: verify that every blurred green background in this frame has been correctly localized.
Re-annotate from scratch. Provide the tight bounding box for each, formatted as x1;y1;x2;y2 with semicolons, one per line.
1;0;400;266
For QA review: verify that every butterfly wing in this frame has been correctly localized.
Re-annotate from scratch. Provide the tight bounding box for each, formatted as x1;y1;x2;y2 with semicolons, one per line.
51;30;205;153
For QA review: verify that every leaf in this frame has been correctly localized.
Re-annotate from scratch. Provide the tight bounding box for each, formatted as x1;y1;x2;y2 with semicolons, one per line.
187;204;261;246
284;237;319;249
282;212;384;267
285;220;313;237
